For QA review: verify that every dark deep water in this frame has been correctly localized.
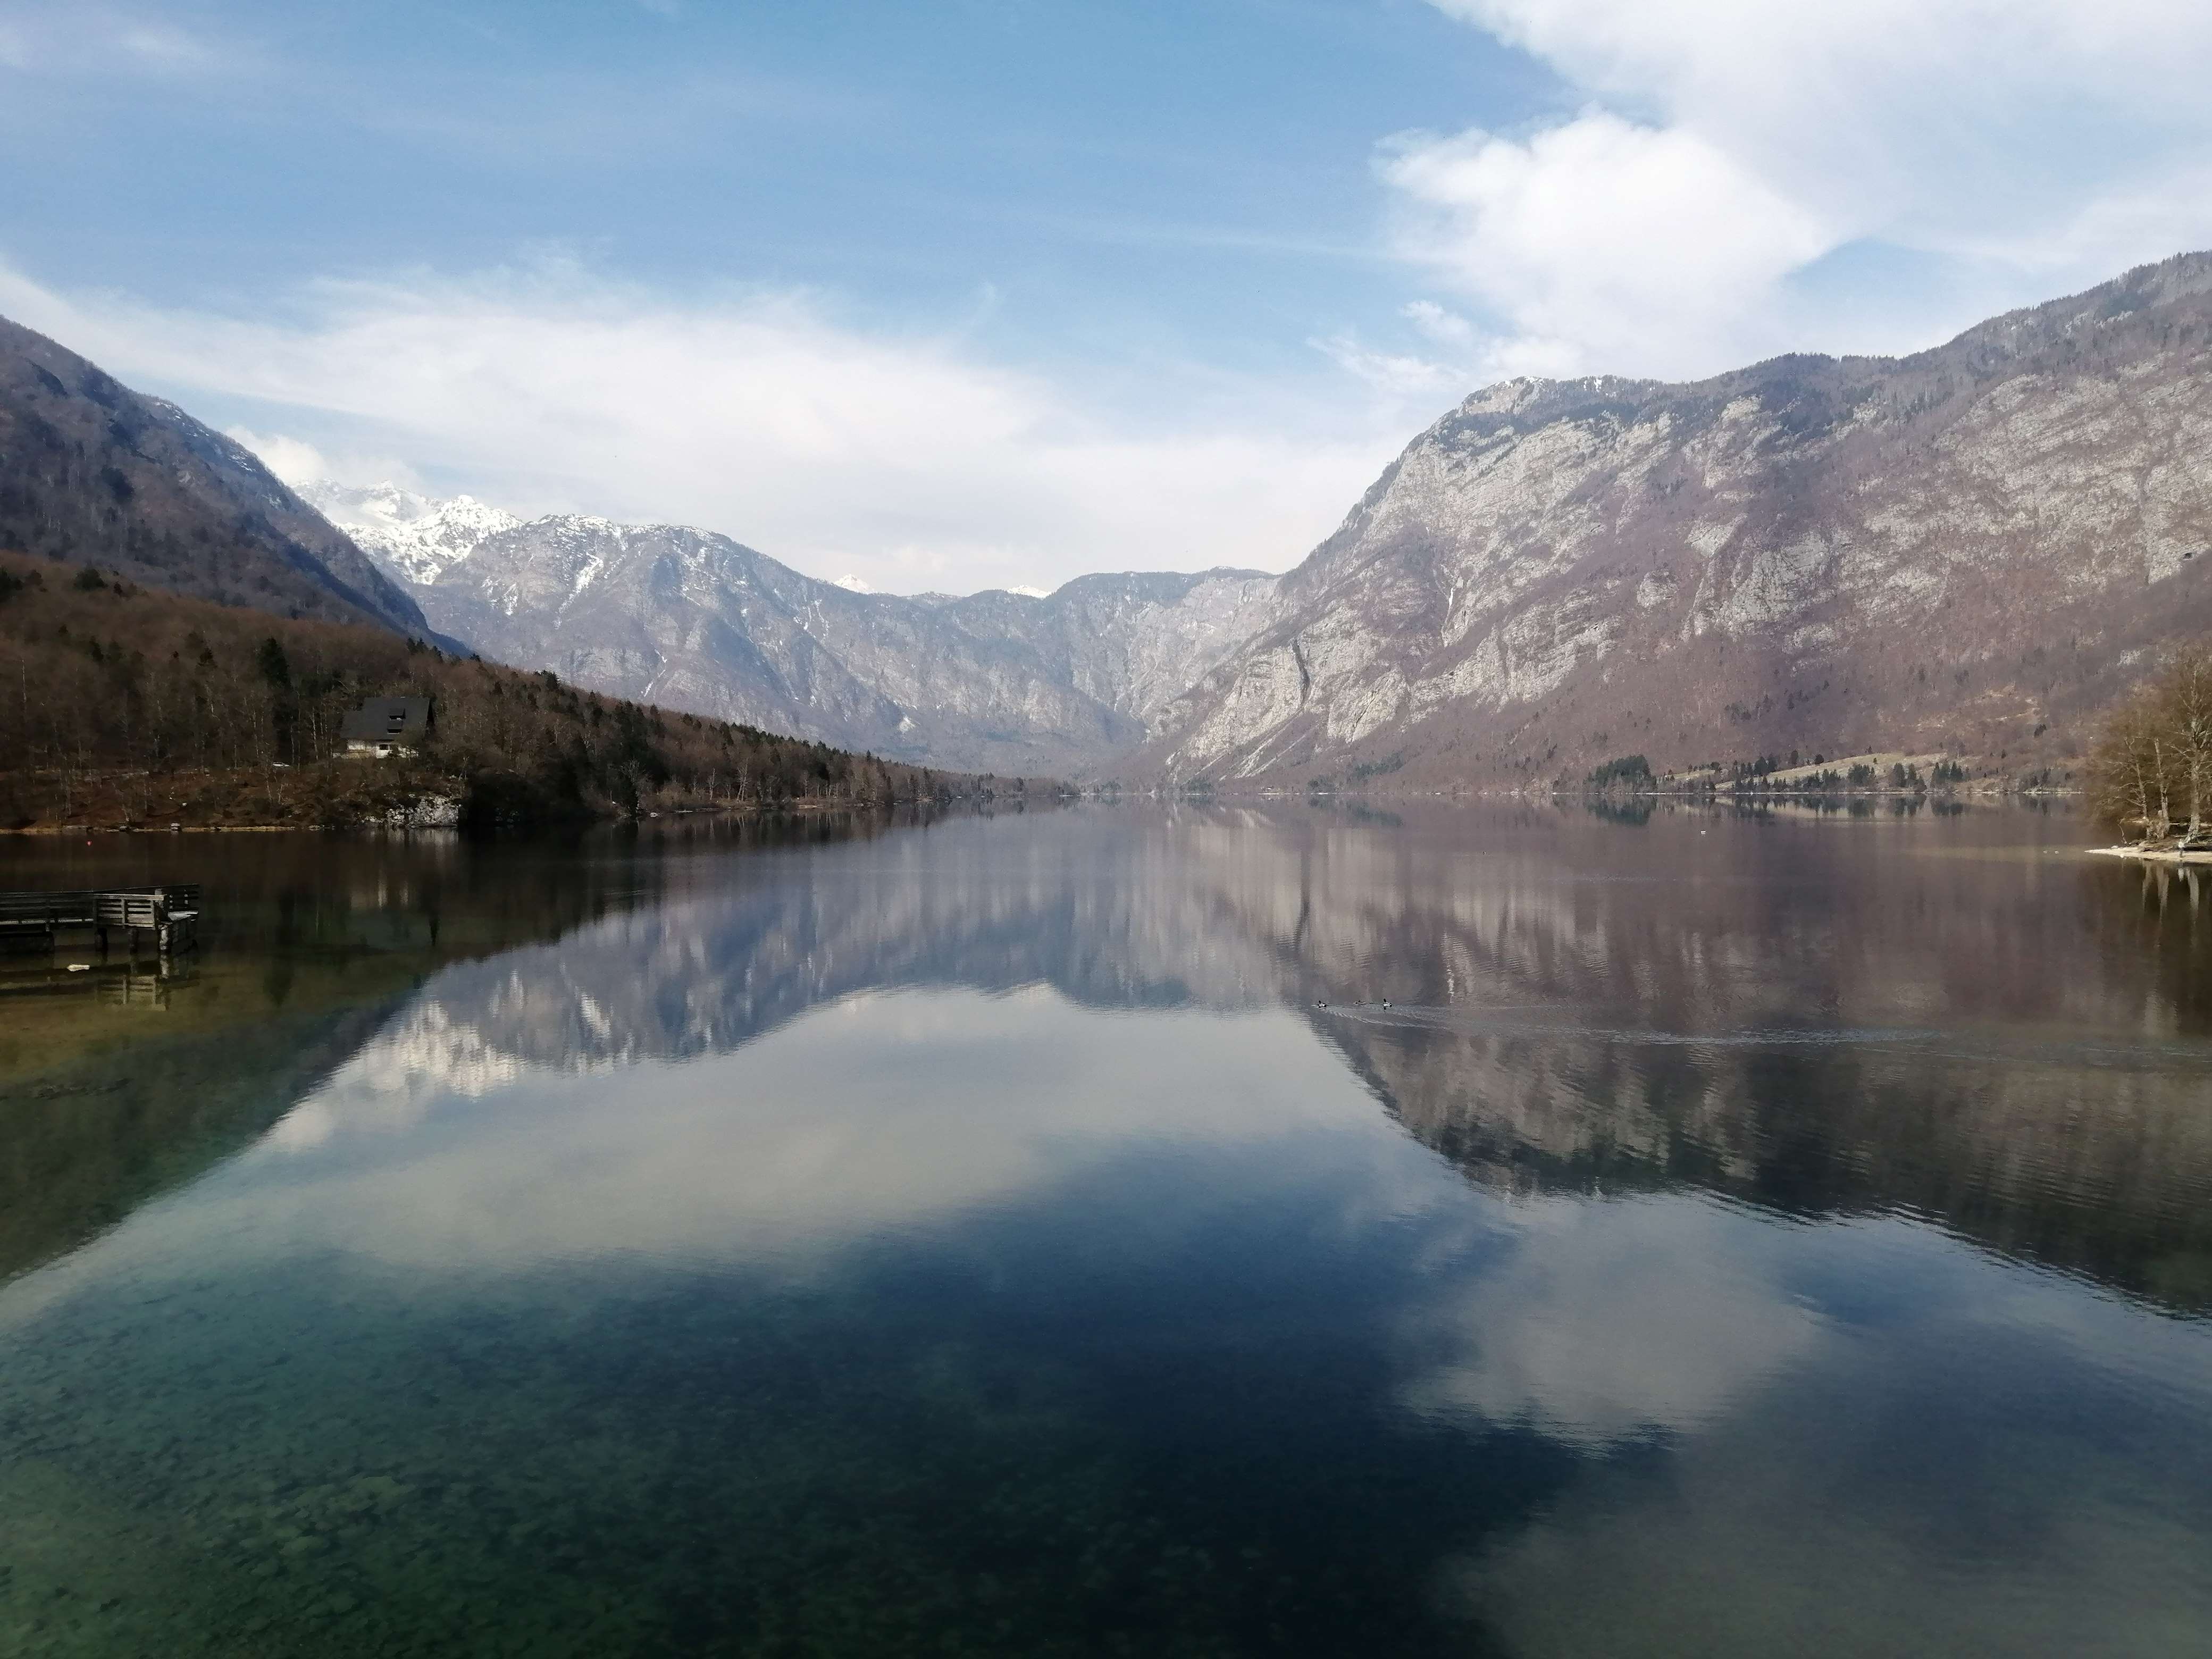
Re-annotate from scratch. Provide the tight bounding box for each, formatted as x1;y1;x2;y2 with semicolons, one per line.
3;803;2210;1657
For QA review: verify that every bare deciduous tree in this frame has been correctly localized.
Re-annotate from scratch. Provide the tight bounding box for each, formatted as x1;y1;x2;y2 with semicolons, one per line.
2091;647;2212;846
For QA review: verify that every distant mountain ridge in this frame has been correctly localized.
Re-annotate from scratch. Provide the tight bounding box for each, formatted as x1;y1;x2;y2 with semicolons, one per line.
0;317;433;638
315;487;1277;776
299;480;520;585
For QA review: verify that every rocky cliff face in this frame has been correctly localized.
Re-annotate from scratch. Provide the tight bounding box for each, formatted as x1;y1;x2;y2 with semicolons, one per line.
335;497;1276;776
940;569;1280;727
0;317;432;638
1138;252;2212;786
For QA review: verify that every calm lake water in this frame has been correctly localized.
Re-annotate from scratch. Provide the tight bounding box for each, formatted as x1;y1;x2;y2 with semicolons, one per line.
3;803;2210;1657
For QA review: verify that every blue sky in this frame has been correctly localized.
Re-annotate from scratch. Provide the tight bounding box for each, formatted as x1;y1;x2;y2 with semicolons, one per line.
10;5;1514;356
7;1;2212;592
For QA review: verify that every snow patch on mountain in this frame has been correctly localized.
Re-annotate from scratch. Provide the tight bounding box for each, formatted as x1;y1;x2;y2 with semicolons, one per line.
299;480;521;585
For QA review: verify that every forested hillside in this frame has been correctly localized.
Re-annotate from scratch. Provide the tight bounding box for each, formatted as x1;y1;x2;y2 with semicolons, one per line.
0;551;1037;829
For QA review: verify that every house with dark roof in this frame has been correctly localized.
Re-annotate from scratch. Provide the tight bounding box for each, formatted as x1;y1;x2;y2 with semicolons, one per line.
341;696;435;759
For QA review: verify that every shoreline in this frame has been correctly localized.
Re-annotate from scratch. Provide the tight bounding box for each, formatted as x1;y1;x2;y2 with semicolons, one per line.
2087;845;2212;864
0;799;973;837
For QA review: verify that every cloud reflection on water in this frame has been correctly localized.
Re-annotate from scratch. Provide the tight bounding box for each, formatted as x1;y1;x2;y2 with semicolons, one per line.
1401;1194;1827;1448
1449;1213;2212;1657
237;990;1418;1278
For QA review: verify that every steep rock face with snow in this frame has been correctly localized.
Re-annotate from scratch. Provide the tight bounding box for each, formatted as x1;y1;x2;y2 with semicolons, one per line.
299;481;520;585
360;502;1276;775
1137;251;2212;785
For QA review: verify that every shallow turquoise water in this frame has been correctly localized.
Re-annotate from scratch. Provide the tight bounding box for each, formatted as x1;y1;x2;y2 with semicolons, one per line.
3;804;2210;1655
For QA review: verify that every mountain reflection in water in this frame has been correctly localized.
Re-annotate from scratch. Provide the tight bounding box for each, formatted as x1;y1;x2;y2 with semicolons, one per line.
2;804;2209;1657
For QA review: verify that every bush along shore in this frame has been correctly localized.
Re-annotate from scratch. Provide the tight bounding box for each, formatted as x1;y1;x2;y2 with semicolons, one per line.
2088;644;2212;860
0;551;1054;831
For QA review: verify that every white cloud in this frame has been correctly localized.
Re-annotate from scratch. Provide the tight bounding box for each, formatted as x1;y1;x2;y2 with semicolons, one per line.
1401;300;1476;350
1405;0;2212;376
222;428;328;486
1382;112;1833;377
223;426;429;497
1310;331;1462;403
0;257;1401;594
0;6;231;78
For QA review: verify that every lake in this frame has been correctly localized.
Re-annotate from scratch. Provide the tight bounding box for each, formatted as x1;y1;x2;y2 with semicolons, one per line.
3;803;2210;1657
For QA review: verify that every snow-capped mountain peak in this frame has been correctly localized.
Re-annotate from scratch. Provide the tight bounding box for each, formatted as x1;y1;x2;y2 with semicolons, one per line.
299;479;522;585
832;574;874;594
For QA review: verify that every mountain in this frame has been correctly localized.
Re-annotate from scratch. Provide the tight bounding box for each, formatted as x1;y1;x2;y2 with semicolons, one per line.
0;316;432;637
298;480;521;585
1138;252;2212;787
330;498;1275;776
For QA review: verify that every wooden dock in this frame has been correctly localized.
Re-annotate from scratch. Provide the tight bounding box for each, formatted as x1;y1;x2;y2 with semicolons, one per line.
0;885;202;957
